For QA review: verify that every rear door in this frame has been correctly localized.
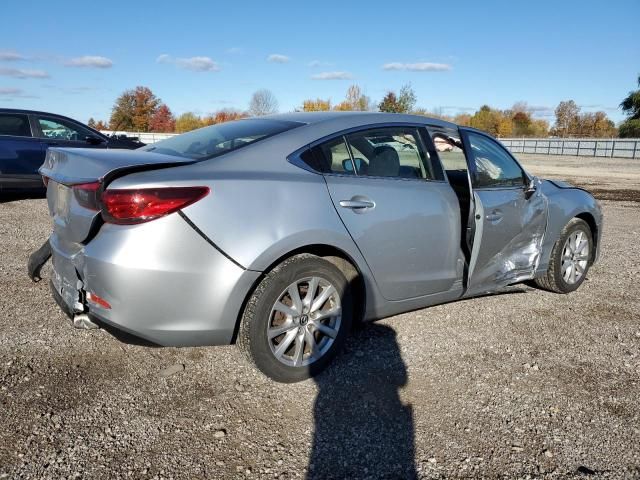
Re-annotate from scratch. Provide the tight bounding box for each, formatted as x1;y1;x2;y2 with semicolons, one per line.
462;130;548;294
0;112;44;190
318;126;464;301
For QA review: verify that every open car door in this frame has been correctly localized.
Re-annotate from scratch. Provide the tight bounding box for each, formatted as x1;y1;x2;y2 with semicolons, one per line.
460;129;548;296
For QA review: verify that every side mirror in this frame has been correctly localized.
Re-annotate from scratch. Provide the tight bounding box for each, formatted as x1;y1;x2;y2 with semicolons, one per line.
524;176;538;199
85;135;105;145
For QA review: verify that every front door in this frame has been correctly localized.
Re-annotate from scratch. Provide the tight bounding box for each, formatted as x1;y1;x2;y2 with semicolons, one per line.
462;130;548;294
318;126;464;301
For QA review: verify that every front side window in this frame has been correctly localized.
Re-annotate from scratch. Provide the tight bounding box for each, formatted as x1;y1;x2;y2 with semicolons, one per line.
0;114;31;137
467;132;525;188
141;118;300;160
38;117;92;142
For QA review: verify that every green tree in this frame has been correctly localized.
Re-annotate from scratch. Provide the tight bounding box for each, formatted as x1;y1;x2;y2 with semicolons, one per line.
175;112;203;133
378;91;402;113
619;75;640;138
397;84;417;113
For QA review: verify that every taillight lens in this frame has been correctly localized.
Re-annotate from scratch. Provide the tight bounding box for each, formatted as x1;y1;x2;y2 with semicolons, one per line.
101;186;209;224
73;182;102;210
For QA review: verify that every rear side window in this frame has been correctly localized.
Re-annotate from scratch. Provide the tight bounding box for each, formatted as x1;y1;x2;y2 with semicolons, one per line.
345;127;433;179
307;126;442;180
141;118;301;160
0;114;31;137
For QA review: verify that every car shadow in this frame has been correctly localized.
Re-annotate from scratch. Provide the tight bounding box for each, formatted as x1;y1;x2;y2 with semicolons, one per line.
308;323;417;479
0;190;46;204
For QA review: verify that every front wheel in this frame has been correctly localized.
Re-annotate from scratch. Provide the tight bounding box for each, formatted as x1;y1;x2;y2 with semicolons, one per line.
238;254;353;383
534;217;593;293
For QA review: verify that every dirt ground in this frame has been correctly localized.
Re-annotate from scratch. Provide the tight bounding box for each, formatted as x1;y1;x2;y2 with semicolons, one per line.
1;154;639;479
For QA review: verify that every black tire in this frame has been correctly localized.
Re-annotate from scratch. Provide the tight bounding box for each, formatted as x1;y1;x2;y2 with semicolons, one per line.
534;218;593;293
238;254;353;383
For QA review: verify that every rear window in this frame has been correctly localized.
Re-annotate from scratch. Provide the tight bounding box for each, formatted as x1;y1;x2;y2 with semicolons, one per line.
0;113;31;137
140;118;301;160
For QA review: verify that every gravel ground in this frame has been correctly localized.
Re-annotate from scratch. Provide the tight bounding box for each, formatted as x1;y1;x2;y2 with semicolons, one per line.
1;158;639;479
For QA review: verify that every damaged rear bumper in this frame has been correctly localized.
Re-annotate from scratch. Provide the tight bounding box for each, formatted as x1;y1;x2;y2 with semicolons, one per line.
46;213;261;347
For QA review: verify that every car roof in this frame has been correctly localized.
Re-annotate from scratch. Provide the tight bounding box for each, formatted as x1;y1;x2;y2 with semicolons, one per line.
264;111;458;129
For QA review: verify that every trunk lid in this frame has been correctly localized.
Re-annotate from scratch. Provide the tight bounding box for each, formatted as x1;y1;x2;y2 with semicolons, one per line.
41;147;193;244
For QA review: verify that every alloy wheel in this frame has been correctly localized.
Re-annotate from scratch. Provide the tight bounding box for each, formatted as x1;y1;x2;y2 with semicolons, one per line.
267;276;342;367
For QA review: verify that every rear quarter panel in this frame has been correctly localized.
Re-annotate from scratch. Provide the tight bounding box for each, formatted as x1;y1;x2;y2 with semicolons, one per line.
106;145;386;319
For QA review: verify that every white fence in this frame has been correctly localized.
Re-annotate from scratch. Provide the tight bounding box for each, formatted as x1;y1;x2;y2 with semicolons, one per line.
101;131;177;144
501;138;640;159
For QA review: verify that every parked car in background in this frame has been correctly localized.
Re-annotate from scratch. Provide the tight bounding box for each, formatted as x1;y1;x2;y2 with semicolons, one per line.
0;108;144;193
33;112;602;382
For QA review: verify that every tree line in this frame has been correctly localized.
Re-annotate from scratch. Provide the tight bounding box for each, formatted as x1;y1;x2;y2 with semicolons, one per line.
88;76;640;138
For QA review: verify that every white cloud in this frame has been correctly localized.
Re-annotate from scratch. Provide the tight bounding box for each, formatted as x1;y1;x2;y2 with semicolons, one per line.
307;60;332;67
65;56;113;68
311;71;353;80
157;54;220;72
0;87;38;98
267;54;290;63
382;62;452;72
0;51;26;61
0;67;49;78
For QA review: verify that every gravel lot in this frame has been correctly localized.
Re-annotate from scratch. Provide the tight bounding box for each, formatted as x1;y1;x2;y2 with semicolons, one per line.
1;155;639;479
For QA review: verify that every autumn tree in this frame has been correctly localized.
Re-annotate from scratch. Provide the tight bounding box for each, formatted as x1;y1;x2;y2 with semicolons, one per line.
249;89;278;116
175;112;203;133
619;75;640;138
334;85;371;111
109;86;161;132
149;104;176;133
94;120;108;131
202;109;248;125
302;98;332;111
378;84;416;113
553;100;580;137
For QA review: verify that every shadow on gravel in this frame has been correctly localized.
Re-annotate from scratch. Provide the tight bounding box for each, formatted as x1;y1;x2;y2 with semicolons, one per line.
0;190;46;204
308;324;416;480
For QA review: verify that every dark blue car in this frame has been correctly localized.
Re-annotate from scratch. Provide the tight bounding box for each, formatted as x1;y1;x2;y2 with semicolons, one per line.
0;108;143;193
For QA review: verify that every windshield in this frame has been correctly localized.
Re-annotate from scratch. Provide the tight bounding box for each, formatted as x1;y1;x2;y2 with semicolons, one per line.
140;118;301;160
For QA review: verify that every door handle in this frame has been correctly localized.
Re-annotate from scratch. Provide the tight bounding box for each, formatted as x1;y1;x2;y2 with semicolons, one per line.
339;199;375;210
485;211;503;222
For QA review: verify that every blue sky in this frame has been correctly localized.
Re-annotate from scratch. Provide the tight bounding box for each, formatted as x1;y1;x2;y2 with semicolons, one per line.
1;0;638;125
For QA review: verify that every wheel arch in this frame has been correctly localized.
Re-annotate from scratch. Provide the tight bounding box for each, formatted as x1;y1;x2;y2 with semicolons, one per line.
229;243;368;344
575;211;599;261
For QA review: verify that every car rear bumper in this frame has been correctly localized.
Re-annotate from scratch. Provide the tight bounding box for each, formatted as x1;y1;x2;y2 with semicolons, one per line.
48;213;260;347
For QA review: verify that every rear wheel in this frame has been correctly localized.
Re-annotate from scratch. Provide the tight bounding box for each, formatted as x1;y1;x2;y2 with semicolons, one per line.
238;254;352;383
534;218;593;293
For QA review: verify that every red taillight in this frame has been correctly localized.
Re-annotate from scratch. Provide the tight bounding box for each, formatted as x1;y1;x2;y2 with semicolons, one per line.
73;182;101;211
86;292;111;309
101;186;210;224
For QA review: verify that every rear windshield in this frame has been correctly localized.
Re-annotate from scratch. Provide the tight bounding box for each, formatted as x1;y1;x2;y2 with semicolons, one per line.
140;118;301;160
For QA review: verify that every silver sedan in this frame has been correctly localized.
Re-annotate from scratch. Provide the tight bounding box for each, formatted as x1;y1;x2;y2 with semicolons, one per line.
35;112;602;382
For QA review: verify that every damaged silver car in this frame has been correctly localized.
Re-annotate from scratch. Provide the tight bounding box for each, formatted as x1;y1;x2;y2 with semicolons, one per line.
33;112;602;382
